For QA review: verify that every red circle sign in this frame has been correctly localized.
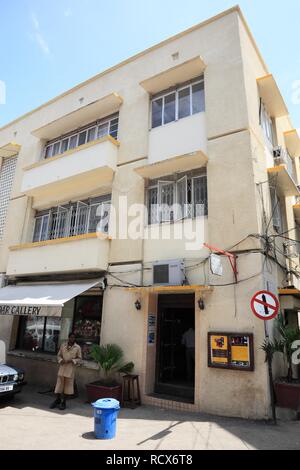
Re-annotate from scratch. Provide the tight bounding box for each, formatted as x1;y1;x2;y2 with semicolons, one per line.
251;290;279;321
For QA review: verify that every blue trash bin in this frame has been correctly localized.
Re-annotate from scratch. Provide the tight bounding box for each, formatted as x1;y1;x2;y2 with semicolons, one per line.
92;398;120;440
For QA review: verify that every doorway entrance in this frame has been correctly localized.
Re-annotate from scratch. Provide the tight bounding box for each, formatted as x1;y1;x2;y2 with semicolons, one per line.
155;294;195;402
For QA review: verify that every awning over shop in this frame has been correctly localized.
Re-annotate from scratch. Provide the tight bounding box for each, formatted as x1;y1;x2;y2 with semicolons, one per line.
0;279;102;317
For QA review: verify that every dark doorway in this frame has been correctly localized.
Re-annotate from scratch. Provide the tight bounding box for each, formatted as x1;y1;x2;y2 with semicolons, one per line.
155;294;195;402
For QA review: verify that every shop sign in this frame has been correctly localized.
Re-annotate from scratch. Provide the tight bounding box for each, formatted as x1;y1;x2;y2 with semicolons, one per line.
0;304;62;317
208;332;254;371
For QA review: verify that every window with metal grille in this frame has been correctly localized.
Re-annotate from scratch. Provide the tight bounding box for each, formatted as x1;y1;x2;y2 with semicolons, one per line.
270;186;282;233
43;114;119;159
147;171;207;224
260;101;274;147
32;195;111;242
0;156;18;240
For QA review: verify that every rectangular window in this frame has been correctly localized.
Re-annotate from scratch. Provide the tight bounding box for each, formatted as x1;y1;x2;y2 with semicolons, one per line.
152;98;163;128
61;138;69;153
192;82;205;114
32;196;111;242
176;176;187;219
158;181;175;222
270;187;282;233
87;127;96;143
69;135;78;150
109;118;119;139
163;93;176;125
88;202;110;233
178;87;191;119
260;102;274;146
33;217;42;243
43;114;119;159
78;131;87;146
97;122;109;139
151;77;204;129
17;316;61;354
147;172;207;225
33;214;49;242
74;202;89;235
45;145;53;159
52;142;61;156
73;296;103;360
147;187;159;224
193;175;208;216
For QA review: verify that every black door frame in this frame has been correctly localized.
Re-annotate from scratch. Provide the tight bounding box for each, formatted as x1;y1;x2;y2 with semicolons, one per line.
155;293;195;400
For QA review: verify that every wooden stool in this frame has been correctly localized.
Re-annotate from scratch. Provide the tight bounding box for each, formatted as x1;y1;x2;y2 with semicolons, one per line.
122;374;141;408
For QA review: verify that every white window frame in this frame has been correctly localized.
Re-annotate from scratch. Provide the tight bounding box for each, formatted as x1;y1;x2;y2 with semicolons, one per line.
43;115;119;159
150;77;204;129
158;180;175;223
260;101;274;148
147;172;207;225
176;175;188;220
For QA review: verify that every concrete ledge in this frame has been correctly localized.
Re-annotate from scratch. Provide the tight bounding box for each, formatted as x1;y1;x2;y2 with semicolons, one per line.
276;407;300;421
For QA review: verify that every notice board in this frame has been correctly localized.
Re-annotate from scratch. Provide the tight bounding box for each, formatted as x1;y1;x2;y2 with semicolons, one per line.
208;333;254;371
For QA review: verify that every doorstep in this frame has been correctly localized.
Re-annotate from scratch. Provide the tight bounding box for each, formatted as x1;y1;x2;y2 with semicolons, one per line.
144;393;199;412
276;406;300;421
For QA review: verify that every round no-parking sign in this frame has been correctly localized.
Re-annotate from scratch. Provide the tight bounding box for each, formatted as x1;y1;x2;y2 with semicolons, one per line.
251;290;279;321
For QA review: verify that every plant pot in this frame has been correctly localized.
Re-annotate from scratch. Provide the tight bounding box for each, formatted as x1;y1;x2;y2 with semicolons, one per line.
275;380;300;410
86;381;122;404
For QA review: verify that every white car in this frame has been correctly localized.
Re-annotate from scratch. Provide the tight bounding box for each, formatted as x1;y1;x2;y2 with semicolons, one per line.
0;364;26;399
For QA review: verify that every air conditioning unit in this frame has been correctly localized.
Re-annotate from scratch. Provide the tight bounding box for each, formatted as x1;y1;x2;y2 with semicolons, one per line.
153;259;185;286
273;146;282;158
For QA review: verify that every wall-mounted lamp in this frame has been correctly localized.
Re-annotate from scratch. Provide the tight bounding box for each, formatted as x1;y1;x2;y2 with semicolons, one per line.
198;298;205;310
135;300;142;311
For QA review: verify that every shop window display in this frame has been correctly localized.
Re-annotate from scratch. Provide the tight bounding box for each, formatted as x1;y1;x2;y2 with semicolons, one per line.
73;295;102;360
18;316;61;354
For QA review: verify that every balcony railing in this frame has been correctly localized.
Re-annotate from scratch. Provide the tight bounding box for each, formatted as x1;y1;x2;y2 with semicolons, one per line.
273;147;297;183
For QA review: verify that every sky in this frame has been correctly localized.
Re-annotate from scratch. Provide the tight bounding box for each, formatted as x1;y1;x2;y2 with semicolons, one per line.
0;0;300;128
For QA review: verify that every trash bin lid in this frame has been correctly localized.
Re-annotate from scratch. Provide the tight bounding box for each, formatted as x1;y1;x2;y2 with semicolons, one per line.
92;398;120;409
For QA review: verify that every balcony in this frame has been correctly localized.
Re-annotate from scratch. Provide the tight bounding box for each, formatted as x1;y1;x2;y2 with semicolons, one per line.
268;147;299;197
257;74;288;118
21;136;119;209
136;113;207;179
7;232;110;276
284;129;300;158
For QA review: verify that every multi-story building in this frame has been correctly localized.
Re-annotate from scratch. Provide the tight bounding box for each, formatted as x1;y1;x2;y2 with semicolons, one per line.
0;6;299;419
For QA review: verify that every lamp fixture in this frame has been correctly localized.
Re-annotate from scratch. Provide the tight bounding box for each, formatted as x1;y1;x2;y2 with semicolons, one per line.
198;298;205;310
135;300;142;311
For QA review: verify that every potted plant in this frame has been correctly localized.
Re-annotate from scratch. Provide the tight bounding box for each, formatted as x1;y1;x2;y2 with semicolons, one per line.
86;343;134;403
262;313;300;411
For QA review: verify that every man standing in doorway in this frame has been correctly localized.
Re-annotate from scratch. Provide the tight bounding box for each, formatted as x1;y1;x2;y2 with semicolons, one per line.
50;332;82;410
182;327;195;382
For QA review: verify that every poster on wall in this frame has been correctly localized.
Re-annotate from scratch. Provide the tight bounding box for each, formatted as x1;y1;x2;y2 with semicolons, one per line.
148;314;156;345
208;332;254;371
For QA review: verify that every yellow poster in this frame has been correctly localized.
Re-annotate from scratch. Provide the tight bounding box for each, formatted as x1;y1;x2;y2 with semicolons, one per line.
211;335;228;364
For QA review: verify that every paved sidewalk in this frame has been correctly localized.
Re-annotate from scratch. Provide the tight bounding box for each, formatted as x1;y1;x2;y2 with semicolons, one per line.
0;386;299;450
